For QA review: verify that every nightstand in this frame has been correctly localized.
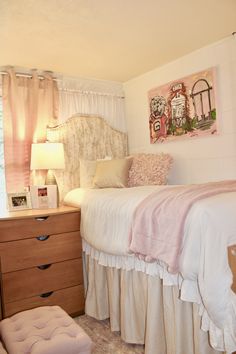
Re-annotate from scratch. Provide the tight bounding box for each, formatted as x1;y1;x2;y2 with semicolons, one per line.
0;206;84;319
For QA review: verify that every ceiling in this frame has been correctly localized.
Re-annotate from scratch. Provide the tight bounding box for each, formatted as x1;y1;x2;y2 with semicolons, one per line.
1;0;236;82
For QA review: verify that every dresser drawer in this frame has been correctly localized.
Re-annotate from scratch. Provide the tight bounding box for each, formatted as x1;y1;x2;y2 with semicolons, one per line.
0;212;80;242
0;231;82;273
3;285;85;318
2;258;83;303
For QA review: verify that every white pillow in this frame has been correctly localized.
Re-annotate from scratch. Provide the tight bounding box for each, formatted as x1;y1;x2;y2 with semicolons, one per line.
80;157;111;188
80;160;97;188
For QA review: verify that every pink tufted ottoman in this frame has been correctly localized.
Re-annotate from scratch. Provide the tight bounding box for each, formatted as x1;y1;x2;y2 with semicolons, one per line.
0;306;93;354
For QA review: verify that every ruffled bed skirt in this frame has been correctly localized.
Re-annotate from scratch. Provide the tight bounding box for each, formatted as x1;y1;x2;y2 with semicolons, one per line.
83;254;223;354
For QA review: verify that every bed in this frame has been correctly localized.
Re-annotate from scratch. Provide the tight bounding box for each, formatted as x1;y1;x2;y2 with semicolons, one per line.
47;115;236;354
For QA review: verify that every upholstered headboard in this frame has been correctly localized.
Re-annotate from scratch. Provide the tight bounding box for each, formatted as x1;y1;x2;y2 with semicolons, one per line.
46;115;128;199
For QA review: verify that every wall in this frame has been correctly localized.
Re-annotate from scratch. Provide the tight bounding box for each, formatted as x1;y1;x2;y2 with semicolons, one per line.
123;37;236;184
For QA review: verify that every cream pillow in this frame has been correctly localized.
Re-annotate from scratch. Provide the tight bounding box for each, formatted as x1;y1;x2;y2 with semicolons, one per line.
93;158;132;188
80;156;112;188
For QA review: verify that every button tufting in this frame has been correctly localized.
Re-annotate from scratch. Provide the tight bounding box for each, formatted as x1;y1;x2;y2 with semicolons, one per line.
34;321;46;329
55;314;63;318
14;326;21;331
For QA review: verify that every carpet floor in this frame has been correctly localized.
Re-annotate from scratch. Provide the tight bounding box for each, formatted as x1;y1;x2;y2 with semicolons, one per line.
74;314;145;354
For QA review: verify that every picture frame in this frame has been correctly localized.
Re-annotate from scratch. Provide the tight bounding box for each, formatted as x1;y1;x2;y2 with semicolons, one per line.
30;185;57;209
8;192;32;211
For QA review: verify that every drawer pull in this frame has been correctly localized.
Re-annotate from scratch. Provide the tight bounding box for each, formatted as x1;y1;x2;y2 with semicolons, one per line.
37;264;52;270
40;291;53;298
35;216;49;221
231;248;236;257
36;235;50;241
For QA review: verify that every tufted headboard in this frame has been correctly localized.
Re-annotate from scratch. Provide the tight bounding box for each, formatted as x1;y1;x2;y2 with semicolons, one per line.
46;115;128;199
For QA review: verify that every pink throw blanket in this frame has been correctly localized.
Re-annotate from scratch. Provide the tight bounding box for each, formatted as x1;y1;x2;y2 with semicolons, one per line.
129;180;236;273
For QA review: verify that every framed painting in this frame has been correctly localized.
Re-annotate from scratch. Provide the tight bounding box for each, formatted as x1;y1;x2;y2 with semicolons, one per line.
148;67;217;143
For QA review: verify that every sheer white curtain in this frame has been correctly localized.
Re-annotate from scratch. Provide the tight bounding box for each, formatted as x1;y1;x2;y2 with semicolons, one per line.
57;76;127;132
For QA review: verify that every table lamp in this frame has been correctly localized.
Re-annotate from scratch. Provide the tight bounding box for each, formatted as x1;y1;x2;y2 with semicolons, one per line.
30;142;65;186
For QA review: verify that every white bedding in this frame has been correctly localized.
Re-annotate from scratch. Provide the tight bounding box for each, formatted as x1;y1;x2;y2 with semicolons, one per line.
64;186;236;353
65;185;166;255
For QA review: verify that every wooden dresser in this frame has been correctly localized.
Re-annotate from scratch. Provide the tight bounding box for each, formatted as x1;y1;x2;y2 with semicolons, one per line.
0;206;84;319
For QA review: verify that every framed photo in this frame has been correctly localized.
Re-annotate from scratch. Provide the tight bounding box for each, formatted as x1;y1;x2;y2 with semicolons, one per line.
8;192;32;211
30;185;57;209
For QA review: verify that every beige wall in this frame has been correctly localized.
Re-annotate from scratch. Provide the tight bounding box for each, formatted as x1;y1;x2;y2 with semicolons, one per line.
123;38;236;184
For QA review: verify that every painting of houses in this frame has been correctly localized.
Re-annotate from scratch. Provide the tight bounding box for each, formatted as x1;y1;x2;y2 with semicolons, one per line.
148;68;217;143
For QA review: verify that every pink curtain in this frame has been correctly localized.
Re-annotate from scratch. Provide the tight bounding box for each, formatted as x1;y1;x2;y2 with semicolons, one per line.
2;67;58;192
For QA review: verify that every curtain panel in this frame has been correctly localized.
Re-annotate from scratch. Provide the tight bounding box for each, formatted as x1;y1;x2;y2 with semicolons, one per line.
2;68;58;193
57;77;126;132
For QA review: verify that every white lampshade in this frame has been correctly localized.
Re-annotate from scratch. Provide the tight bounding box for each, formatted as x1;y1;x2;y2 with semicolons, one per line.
30;143;65;170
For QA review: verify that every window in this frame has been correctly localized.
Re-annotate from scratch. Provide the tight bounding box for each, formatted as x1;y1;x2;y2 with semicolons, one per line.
0;98;6;206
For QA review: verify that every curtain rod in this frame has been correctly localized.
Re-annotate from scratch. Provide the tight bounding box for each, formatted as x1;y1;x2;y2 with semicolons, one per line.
0;71;124;98
0;71;59;81
0;71;125;99
59;88;124;98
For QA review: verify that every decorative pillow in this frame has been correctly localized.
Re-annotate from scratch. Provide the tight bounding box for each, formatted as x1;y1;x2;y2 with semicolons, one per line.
128;153;173;187
93;158;132;188
80;160;97;188
80;157;111;188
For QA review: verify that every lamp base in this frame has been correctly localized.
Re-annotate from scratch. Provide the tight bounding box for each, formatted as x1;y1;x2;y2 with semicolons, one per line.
45;170;59;207
45;170;57;185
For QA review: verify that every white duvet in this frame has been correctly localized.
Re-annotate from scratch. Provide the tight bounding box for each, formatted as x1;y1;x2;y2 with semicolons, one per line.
64;186;236;353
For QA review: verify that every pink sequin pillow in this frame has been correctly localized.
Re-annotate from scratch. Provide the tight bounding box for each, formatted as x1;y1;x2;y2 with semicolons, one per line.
128;153;173;187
